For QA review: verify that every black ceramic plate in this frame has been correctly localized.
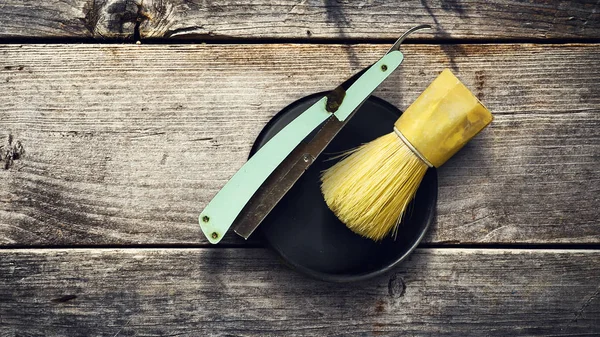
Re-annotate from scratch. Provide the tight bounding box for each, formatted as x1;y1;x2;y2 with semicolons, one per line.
250;93;437;282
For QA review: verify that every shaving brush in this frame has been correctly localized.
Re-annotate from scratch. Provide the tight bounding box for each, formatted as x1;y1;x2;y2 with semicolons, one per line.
321;69;493;241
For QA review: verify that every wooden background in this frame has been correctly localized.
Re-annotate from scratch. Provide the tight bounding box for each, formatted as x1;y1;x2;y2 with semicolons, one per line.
0;1;598;336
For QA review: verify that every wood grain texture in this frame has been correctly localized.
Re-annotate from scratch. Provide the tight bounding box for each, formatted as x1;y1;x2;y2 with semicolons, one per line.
0;248;598;336
0;0;599;40
0;44;598;246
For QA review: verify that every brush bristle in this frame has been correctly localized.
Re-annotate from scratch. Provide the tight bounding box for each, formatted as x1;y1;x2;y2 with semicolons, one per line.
320;132;428;241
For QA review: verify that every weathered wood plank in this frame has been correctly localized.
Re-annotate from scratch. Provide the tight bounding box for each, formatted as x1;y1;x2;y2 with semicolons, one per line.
0;0;599;40
0;44;598;246
0;248;598;336
0;1;93;39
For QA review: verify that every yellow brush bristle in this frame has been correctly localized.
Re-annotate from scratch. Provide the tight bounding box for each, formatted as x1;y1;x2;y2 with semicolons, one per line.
320;132;428;241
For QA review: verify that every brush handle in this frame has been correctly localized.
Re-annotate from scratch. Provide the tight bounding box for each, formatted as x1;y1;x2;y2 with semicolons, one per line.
199;51;405;244
395;69;493;168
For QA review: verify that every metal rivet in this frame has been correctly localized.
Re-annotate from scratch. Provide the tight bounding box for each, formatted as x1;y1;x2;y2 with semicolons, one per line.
202;215;210;223
211;232;218;239
381;64;388;71
303;154;311;163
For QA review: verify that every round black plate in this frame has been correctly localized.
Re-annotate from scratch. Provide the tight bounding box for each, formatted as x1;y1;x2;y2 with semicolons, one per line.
251;93;437;282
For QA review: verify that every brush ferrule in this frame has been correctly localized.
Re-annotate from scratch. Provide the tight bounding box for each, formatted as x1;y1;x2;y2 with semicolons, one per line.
393;127;433;168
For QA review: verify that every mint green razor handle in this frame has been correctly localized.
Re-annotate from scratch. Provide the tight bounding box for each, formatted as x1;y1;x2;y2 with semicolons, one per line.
200;51;404;243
